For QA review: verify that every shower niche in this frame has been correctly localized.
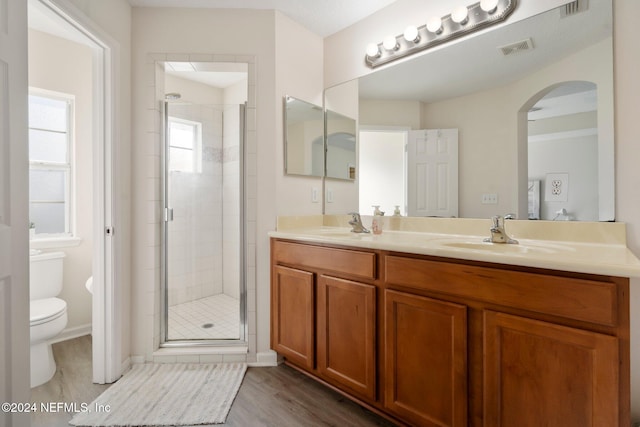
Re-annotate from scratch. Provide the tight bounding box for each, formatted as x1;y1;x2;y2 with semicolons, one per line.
159;61;248;345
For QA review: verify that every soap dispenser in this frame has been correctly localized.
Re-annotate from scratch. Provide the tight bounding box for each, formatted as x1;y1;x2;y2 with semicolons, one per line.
371;205;385;235
393;205;402;217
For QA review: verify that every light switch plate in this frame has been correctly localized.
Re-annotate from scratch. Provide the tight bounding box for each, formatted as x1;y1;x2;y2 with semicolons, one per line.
327;188;334;203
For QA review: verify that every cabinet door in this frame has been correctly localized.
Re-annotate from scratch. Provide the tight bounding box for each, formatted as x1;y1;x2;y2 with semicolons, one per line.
384;290;467;426
317;275;376;400
271;265;315;369
484;311;619;427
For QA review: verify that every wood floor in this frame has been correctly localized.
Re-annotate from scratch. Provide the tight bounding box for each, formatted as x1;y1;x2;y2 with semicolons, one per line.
31;336;396;427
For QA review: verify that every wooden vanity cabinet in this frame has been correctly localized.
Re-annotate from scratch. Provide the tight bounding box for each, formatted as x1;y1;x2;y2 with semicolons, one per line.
317;275;377;400
385;254;629;427
384;289;468;426
271;239;379;403
271;265;315;369
483;310;619;426
271;238;630;427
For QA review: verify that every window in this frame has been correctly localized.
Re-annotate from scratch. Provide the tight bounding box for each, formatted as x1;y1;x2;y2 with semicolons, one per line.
28;90;74;237
168;117;202;173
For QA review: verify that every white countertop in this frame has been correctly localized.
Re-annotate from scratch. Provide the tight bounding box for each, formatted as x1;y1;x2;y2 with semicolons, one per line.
269;216;640;278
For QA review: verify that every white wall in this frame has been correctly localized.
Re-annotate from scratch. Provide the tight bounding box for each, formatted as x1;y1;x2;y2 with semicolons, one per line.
614;1;640;421
528;136;598;220
28;29;93;333
528;110;599;221
274;12;325;217
360;99;422;129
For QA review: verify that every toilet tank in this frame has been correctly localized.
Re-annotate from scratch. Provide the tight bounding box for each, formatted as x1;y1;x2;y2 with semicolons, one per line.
29;251;66;300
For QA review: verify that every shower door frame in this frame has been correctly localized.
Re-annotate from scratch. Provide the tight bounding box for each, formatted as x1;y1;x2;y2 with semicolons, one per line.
160;99;248;347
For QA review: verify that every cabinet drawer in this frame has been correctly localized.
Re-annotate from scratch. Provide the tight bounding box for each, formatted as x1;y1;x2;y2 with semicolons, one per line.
385;256;617;326
272;240;376;280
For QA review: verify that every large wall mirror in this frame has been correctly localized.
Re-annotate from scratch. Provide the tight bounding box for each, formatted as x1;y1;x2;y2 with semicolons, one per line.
325;0;613;221
326;109;357;180
284;96;324;177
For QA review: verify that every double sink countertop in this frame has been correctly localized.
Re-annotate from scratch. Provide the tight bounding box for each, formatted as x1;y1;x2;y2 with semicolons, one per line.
269;215;640;278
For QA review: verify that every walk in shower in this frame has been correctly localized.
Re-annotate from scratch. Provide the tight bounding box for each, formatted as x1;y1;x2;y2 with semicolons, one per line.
160;61;247;345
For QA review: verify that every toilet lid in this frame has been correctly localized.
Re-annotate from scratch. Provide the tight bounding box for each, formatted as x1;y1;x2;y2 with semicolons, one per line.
30;298;67;326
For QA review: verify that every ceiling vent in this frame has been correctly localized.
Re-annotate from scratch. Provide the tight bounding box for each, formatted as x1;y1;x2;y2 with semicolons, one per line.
560;0;589;18
498;38;534;57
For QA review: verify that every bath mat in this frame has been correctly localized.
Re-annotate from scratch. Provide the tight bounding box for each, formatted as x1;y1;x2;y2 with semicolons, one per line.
69;362;247;427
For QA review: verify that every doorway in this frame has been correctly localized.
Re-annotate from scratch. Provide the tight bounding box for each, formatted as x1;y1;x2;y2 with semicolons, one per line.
358;129;408;216
159;62;248;345
28;0;119;384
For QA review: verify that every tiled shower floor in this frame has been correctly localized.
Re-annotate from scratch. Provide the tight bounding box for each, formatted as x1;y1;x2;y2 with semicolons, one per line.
168;293;240;340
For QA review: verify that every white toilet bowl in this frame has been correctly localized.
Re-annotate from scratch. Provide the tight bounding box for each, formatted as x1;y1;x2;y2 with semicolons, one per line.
29;251;67;388
30;298;67;388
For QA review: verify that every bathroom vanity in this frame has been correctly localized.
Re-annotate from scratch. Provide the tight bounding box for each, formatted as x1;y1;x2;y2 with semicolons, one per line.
269;216;640;426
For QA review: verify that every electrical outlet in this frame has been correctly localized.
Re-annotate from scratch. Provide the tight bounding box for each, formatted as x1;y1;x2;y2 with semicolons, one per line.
311;187;319;203
481;193;498;204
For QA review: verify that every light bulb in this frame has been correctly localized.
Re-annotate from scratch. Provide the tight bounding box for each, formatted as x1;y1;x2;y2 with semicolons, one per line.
383;35;399;51
426;16;443;34
366;43;380;58
403;26;420;43
451;6;469;24
480;0;499;13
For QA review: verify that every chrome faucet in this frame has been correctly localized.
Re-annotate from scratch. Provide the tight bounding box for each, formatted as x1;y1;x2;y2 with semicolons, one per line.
348;212;370;234
484;215;518;244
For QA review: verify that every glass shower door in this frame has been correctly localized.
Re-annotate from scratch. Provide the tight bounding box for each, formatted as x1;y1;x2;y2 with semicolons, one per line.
162;100;245;343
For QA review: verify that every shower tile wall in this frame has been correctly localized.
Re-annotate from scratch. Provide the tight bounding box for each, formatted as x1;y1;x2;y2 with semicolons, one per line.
223;104;241;300
168;104;224;306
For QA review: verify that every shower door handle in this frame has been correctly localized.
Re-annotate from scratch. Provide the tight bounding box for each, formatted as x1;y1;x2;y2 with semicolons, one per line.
164;207;174;222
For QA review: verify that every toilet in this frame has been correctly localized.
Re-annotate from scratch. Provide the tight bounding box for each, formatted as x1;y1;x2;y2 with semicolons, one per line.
30;250;67;388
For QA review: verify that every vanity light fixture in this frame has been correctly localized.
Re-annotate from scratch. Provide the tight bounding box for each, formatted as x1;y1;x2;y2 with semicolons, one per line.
366;43;381;58
426;16;444;34
480;0;500;13
383;35;400;51
403;25;420;43
451;6;469;25
365;0;517;68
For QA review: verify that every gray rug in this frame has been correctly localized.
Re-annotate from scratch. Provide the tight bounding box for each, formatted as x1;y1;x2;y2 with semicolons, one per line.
70;362;247;427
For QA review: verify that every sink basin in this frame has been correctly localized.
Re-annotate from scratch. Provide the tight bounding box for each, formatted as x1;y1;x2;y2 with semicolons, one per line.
439;241;559;254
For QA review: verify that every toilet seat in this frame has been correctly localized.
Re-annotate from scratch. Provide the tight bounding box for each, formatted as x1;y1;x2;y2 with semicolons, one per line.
30;298;67;326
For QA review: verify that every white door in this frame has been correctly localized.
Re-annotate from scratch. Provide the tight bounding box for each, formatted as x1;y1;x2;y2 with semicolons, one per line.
407;129;459;217
0;0;31;425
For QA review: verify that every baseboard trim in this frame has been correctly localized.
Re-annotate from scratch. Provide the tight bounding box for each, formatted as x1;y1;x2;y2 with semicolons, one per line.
49;323;92;344
248;350;278;367
120;356;132;374
130;355;145;365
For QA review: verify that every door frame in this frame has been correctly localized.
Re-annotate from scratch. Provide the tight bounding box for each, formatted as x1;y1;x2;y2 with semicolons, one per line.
35;0;121;384
358;126;409;215
2;0;30;424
